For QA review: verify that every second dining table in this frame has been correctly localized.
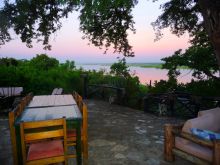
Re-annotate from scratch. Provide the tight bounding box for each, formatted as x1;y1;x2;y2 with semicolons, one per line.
15;94;82;165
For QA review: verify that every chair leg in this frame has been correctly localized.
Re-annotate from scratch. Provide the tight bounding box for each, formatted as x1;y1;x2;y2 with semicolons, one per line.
84;140;89;159
164;124;175;162
65;158;68;165
214;141;220;165
82;139;88;159
83;158;88;165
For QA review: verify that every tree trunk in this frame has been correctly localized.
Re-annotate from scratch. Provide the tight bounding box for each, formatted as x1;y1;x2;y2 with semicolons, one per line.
198;0;220;68
211;31;220;68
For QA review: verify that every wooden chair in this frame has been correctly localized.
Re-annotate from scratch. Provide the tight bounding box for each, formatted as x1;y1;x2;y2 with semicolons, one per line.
164;124;220;165
77;94;83;112
19;92;33;109
8;93;33;165
72;91;77;100
52;88;63;95
9;104;22;165
67;101;88;161
20;118;67;165
25;92;33;103
72;91;82;108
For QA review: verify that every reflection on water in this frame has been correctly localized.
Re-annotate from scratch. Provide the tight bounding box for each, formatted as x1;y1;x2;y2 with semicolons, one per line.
130;67;193;84
76;64;194;85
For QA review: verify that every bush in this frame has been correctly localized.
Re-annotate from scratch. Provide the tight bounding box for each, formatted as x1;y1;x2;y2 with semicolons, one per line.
0;55;148;109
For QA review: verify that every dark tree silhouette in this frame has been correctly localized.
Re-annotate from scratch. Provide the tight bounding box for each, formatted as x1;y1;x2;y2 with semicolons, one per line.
152;0;220;66
0;0;220;67
0;0;136;56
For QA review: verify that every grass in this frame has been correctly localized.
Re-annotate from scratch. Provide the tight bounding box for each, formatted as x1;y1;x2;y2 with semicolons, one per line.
80;63;189;69
127;63;163;68
119;63;189;69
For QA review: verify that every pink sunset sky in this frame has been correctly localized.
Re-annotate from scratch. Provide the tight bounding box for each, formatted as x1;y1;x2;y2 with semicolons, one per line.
0;0;190;63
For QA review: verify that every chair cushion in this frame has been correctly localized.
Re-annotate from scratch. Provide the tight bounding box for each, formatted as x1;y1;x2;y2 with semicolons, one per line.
198;107;220;117
198;107;220;132
191;128;220;140
175;137;212;162
27;140;64;161
182;113;220;133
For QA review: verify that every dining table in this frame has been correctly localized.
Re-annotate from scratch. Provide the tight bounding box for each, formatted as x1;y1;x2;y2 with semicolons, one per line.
15;94;82;165
0;87;23;97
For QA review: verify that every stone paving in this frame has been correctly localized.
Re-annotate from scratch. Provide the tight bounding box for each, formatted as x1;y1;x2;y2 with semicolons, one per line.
0;117;13;165
0;99;193;165
86;99;192;165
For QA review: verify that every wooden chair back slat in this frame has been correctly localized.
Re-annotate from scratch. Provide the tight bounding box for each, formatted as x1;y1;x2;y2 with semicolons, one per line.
23;119;64;129
72;91;77;100
24;129;64;141
72;91;82;108
77;95;83;112
25;92;33;103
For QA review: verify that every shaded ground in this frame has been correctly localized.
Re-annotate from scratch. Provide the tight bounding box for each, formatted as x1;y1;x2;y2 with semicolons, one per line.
86;99;192;165
0;99;193;165
0;117;13;165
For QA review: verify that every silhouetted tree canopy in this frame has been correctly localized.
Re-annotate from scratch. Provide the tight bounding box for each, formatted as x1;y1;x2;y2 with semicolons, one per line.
0;0;137;56
152;0;220;66
161;24;220;81
0;0;220;66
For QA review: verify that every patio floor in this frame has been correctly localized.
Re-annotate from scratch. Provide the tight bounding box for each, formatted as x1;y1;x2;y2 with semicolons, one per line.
0;99;193;165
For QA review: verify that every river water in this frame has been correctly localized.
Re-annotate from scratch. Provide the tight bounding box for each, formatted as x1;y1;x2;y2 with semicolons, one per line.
76;64;194;85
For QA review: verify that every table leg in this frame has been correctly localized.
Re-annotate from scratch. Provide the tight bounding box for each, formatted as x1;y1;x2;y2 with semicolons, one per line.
15;124;23;165
76;121;82;165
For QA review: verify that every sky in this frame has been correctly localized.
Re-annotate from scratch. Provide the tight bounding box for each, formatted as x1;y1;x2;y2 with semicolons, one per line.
0;0;190;63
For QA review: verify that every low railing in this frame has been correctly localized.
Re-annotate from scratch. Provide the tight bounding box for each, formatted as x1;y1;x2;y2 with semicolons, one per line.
0;87;24;113
87;84;125;104
143;91;220;118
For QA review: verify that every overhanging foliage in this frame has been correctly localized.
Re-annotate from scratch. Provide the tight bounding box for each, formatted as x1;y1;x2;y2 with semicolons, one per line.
0;0;137;56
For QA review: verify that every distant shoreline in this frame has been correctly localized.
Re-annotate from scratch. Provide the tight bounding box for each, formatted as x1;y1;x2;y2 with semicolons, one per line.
76;63;189;69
